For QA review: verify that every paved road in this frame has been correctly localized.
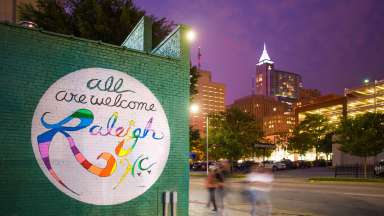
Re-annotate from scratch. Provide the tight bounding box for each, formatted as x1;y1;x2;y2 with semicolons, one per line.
189;168;384;216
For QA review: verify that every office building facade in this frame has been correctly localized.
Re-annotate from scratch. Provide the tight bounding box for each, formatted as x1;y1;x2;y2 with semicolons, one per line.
190;69;226;135
296;87;321;107
294;87;384;166
296;79;384;125
345;79;384;117
332;79;384;165
231;95;288;123
255;44;302;107
263;113;295;136
0;0;35;23
295;94;347;125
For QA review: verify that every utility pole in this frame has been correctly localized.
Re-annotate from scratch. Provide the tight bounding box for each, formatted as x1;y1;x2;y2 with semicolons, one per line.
198;47;202;70
206;116;209;175
374;80;377;113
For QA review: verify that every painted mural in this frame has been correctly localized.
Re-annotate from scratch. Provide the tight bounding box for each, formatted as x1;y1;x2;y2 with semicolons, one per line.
31;68;170;205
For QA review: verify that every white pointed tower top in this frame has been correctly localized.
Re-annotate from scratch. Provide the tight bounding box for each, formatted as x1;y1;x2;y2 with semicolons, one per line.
257;43;274;65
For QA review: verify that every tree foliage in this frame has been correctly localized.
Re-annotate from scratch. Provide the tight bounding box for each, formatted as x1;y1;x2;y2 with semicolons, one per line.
189;65;200;100
208;108;263;163
18;0;174;47
287;129;312;156
338;113;384;157
337;112;384;177
319;132;333;159
288;114;332;158
189;126;204;161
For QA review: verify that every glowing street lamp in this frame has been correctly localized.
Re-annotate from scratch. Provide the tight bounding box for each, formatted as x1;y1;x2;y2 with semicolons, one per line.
363;79;370;84
190;103;199;114
186;30;196;43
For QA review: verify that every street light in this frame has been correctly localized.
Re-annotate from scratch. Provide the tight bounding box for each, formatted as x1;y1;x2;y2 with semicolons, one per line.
205;115;209;175
190;103;199;113
189;103;209;175
186;30;196;43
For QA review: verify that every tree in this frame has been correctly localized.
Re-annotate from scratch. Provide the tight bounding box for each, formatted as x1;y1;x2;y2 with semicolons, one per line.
289;114;332;159
287;129;312;158
208;108;263;167
189;126;203;161
242;123;271;159
337;112;384;178
20;0;199;96
18;0;173;47
319;132;333;161
189;65;200;100
272;131;291;153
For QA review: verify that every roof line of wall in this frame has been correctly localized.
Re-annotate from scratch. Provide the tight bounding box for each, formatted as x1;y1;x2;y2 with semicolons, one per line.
0;22;180;62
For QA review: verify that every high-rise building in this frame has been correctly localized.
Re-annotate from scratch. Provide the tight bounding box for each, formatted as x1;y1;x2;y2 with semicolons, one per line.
0;0;35;23
299;88;321;99
230;94;294;161
255;44;302;107
230;95;288;123
297;87;321;104
263;113;295;136
190;69;226;135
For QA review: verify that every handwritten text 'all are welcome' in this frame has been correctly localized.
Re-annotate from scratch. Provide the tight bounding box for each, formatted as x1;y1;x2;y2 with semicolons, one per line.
54;76;156;111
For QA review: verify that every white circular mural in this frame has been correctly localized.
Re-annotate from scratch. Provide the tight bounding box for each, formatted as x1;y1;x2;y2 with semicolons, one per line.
31;68;170;205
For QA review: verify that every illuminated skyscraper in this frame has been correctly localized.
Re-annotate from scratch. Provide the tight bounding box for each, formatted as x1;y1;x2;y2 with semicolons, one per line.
0;0;36;23
190;69;226;135
255;43;302;107
231;95;288;123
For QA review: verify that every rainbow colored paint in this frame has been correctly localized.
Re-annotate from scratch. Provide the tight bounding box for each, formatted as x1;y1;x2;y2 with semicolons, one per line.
37;109;161;194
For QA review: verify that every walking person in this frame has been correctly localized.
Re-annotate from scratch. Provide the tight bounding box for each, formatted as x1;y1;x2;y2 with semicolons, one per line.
244;165;274;216
215;160;230;215
206;166;218;212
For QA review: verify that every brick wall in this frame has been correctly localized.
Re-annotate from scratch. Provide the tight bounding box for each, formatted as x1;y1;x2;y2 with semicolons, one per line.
0;23;190;215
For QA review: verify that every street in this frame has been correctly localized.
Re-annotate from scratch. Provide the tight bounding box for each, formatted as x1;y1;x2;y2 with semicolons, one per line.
189;168;384;216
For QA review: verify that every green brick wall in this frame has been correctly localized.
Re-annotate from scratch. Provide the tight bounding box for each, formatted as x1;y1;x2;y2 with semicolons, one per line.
0;23;190;216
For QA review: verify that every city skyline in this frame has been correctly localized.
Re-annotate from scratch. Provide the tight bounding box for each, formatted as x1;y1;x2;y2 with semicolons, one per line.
137;0;384;104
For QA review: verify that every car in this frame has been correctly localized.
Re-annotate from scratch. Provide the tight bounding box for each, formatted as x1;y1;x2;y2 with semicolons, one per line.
280;159;294;169
236;161;260;173
191;161;216;171
313;159;331;167
293;160;311;169
191;162;206;171
263;160;286;171
374;160;384;176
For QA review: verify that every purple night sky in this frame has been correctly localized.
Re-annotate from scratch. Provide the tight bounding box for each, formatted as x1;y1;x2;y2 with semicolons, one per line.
136;0;384;105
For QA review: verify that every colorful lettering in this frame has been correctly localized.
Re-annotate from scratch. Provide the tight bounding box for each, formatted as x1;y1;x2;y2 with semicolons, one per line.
37;109;117;194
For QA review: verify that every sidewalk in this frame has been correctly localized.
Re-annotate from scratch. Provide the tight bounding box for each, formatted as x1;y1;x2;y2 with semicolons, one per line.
190;168;383;215
189;200;313;216
189;172;318;216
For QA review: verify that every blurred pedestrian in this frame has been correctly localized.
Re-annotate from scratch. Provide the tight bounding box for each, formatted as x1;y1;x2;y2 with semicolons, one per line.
244;165;273;216
206;166;218;212
215;160;230;215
